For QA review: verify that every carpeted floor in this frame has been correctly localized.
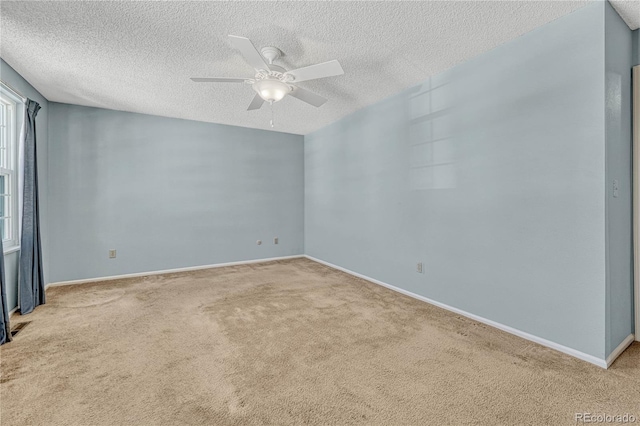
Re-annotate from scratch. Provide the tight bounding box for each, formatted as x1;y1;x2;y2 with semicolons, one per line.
1;258;638;425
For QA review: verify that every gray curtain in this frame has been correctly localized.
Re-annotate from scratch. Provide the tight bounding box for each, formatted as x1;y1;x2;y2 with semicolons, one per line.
0;238;11;344
18;99;44;315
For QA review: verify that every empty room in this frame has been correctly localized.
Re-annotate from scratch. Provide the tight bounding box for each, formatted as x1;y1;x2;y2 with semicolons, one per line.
1;1;639;425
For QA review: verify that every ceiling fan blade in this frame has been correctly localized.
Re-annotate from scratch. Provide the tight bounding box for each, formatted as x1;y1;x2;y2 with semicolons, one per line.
190;77;247;83
247;93;265;111
289;86;328;107
229;35;270;71
284;60;344;83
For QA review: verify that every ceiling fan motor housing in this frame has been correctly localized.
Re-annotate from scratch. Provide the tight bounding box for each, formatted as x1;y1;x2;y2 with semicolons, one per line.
260;46;281;64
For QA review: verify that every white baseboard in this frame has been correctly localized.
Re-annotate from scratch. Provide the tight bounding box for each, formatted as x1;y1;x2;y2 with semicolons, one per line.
8;306;18;318
46;255;304;289
40;253;633;369
606;334;635;368
304;255;611;369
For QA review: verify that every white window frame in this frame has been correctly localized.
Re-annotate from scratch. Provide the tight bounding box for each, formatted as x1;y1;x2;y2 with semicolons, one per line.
0;85;22;254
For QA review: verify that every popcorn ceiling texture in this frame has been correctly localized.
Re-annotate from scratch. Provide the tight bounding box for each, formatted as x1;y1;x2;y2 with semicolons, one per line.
0;1;637;135
610;0;640;30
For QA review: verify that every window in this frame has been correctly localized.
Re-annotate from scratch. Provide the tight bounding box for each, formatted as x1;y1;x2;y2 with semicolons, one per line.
0;87;21;251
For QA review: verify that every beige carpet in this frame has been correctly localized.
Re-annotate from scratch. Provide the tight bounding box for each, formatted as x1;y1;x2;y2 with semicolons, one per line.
1;258;638;425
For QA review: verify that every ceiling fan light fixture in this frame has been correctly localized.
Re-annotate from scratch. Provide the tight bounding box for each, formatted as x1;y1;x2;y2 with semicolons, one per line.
191;36;343;113
253;78;291;103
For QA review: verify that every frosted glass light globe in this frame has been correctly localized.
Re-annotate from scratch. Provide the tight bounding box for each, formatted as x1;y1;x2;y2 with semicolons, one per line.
253;79;290;102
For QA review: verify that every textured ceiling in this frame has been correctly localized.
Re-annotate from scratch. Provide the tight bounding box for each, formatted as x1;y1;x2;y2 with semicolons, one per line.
611;0;640;29
1;1;638;135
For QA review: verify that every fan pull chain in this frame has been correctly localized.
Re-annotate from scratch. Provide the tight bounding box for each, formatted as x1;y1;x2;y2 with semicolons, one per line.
270;100;274;128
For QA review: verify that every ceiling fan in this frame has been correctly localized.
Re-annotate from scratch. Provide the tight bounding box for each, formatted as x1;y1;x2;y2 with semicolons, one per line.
191;35;344;111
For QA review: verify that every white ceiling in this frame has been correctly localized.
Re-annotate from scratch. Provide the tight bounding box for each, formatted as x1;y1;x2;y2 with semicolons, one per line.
1;1;638;135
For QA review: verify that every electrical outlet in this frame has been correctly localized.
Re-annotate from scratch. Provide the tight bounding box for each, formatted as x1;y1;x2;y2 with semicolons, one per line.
416;262;423;273
274;237;278;244
256;240;262;245
109;249;117;259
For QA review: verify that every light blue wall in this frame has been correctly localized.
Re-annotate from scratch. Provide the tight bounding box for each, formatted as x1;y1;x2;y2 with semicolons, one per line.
305;3;609;359
48;103;304;283
0;58;50;311
604;2;634;357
